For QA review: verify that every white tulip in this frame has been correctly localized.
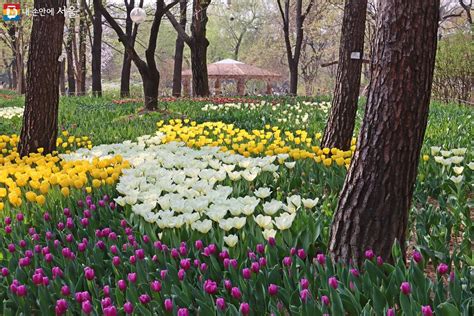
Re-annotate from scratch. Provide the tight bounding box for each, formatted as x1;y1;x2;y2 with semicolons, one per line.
254;187;272;199
302;198;319;208
440;150;452;157
468;162;474;170
191;220;213;234
451;148;467;156
224;234;238;248
262;229;277;240
274;212;296;230
284;161;296;169
450;156;464;164
452;166;464;175
430;146;441;155
254;214;273;229
449;175;463;184
263;200;283;215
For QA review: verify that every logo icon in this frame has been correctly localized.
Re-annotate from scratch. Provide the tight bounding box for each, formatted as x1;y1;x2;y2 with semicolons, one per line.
3;3;21;21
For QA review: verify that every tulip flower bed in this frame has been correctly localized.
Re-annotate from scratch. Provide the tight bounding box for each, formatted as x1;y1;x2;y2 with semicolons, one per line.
0;193;471;315
0;107;23;120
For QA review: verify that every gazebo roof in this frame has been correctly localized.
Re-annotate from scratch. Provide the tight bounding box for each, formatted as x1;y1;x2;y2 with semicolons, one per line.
182;59;281;80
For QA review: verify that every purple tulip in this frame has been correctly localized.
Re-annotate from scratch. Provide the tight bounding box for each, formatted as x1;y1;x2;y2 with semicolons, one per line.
400;282;411;295
321;295;330;306
386;308;395;316
61;285;70;296
240;302;250;315
103;285;111;297
412;251;422;263
180;258;191;270
1;267;9;277
7;244;15;253
5;225;12;234
164;298;173;312
135;249;145;260
178;269;186;281
282;256;292;267
297;249;307;260
256;243;265;254
16;213;24;222
437;263;449;275
178;308;189;316
224;279;232;291
268;237;276;246
328;276;338;289
103;306;117;316
112;256;121;266
55;299;68;315
377;256;384;266
300;289;310;302
139;294;151;304
82;300;93;314
151;280;162;292
52;267;63;279
242;268;251;279
216;297;226;310
231;287;242;299
300;278;309;289
204;279;218;294
5;217;11;225
365;249;375;260
127;273;137;283
195;240;203;250
118;279;126;291
251;262;260;273
160;270;168;280
81;218;89;227
268;284;279;296
84;267;95;280
101;297;112;308
259;257;267;267
350;268;360;277
171;248;180;258
421;305;433;316
124;302;134;314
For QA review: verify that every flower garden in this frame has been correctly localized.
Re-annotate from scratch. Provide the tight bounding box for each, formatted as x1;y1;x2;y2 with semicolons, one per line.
0;94;472;315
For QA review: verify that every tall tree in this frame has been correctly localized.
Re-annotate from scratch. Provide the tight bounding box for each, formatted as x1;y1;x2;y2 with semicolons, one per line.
329;0;440;265
166;0;212;97
172;0;188;97
120;0;142;98
66;15;76;96
99;0;179;110
92;0;103;97
276;0;315;95
18;0;66;156
76;0;88;95
321;0;368;150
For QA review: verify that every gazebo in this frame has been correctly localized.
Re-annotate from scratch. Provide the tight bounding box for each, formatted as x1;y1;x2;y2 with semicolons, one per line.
182;59;281;96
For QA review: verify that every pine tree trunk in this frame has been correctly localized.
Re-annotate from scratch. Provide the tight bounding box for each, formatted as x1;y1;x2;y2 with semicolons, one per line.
66;19;76;96
329;0;439;265
322;0;367;151
92;0;103;97
172;0;187;97
18;0;66;157
142;73;159;111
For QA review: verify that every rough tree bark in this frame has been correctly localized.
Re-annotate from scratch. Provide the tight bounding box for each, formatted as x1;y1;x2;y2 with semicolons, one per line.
120;0;139;98
66;17;76;96
18;0;66;156
172;0;187;97
276;0;314;96
92;0;103;97
321;0;368;151
99;0;179;110
77;0;87;95
329;0;440;265
166;0;212;97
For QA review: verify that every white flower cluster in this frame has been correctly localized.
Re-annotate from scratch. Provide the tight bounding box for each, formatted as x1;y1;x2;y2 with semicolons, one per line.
430;146;472;184
201;101;331;126
62;133;320;241
0;107;23;119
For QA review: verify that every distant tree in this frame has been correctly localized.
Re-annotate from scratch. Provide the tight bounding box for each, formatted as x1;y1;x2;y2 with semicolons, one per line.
321;0;368;151
166;0;212;97
99;0;179;110
92;0;103;97
276;0;315;95
329;0;440;264
18;0;66;156
120;0;143;98
172;0;188;97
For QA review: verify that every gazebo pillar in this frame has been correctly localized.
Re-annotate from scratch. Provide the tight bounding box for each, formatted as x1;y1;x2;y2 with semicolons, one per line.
214;78;222;95
182;78;191;97
237;78;245;96
266;81;273;95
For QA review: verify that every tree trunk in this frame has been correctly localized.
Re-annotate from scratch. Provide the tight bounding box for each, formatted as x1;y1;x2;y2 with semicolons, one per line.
77;4;87;95
59;59;66;95
321;0;367;151
66;17;76;96
92;0;103;97
18;0;66;157
172;0;187;97
190;0;211;97
329;0;440;265
288;61;298;95
190;38;209;97
120;0;135;98
142;72;159;111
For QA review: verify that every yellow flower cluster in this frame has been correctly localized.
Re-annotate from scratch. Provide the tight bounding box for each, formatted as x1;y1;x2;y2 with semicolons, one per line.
0;133;129;211
156;120;355;167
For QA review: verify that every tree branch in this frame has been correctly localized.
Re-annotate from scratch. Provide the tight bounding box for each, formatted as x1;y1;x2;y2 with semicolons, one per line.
166;10;192;45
